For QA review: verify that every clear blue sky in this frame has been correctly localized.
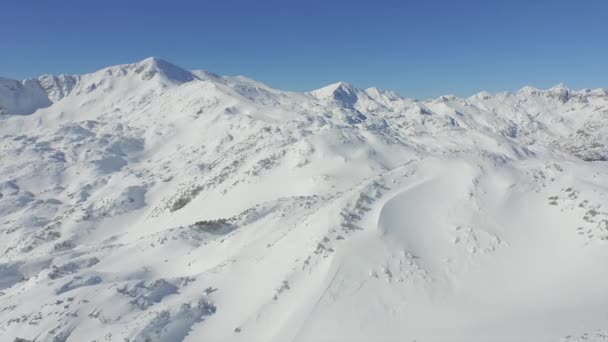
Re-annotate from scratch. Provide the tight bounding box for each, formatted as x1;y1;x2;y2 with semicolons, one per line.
2;0;606;99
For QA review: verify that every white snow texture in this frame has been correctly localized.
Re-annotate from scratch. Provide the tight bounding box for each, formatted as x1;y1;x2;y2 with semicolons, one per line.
1;58;608;342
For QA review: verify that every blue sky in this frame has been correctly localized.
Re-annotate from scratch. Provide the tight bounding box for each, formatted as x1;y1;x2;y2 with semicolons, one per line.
2;0;606;99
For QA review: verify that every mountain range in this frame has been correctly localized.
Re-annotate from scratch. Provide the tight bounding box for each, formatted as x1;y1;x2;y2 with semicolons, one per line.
1;58;608;342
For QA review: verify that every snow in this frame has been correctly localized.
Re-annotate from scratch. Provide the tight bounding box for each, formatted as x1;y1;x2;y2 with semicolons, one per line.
1;57;608;342
0;77;52;115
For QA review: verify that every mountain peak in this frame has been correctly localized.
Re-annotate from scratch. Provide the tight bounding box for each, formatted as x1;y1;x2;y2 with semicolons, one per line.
131;57;196;83
518;86;542;95
546;82;570;102
470;90;493;100
310;81;360;106
137;56;164;65
549;82;567;91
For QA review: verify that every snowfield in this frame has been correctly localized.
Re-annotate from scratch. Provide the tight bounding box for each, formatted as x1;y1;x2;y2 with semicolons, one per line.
1;57;608;342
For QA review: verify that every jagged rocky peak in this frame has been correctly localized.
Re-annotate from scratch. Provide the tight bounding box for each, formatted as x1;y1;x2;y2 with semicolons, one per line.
515;83;575;103
547;82;570;102
310;81;360;106
37;74;79;102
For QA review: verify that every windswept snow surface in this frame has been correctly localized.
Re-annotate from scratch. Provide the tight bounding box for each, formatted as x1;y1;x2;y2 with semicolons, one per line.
1;58;608;342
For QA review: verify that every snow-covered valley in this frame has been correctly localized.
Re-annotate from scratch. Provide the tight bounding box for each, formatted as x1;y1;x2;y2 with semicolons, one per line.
1;57;608;342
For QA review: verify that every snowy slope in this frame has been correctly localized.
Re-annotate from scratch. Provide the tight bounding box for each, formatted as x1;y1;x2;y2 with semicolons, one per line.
1;58;608;342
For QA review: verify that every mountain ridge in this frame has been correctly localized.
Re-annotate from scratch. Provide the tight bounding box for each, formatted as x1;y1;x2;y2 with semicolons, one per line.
2;57;606;116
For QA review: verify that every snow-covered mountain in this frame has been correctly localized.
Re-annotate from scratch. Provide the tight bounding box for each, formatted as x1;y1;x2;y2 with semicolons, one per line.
1;58;608;342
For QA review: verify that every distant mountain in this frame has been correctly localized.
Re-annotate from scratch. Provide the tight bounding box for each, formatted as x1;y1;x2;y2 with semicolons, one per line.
1;58;608;342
